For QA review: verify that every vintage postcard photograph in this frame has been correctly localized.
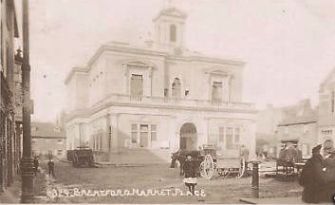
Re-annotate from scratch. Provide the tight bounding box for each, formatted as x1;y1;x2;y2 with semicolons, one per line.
0;0;335;204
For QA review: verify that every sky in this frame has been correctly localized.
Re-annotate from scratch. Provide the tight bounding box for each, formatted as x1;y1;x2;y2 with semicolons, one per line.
24;0;335;122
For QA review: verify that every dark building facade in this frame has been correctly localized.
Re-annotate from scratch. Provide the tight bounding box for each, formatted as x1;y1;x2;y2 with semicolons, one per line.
0;0;22;192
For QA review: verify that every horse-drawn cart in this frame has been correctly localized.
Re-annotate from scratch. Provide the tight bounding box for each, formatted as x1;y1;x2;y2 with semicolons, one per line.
67;146;95;168
171;144;249;180
199;145;248;179
275;139;303;176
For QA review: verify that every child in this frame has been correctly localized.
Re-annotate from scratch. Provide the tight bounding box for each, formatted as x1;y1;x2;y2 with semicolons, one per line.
183;154;197;195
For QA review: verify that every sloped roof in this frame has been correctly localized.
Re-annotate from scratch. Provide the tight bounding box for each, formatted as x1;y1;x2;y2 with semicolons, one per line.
31;122;65;138
279;115;317;126
278;99;317;126
319;67;335;92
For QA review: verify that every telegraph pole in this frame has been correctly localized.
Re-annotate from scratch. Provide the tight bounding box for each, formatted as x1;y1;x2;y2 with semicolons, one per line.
20;0;34;203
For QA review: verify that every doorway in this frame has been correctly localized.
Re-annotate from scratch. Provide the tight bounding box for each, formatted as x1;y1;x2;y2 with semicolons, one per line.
180;123;197;150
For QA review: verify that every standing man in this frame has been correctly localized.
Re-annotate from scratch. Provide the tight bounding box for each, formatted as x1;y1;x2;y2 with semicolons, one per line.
33;156;39;176
47;159;55;178
323;139;334;157
240;145;250;175
284;143;298;167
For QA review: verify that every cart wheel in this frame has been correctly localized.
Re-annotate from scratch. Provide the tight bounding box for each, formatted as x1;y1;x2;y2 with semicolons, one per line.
237;158;246;178
200;154;215;180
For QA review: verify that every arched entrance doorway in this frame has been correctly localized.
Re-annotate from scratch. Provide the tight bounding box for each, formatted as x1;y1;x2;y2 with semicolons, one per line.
180;123;197;150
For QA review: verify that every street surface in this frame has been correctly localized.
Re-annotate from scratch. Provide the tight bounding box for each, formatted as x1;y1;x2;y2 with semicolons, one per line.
32;160;303;204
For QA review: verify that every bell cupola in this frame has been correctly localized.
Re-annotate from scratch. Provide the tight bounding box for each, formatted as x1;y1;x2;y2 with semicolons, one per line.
153;6;187;49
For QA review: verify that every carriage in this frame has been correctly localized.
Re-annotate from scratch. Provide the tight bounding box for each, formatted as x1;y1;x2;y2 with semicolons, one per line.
171;144;249;180
67;146;95;168
275;139;303;176
199;144;249;179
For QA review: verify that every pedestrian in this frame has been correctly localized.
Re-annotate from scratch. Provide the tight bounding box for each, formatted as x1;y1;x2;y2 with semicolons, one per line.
170;149;181;168
182;154;197;195
324;148;335;176
48;159;55;178
321;148;335;201
33;156;39;176
198;146;205;157
299;144;326;203
284;143;298;166
295;145;303;163
240;145;249;170
322;139;334;157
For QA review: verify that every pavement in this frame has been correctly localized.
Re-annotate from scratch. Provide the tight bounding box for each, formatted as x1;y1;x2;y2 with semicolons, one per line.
240;196;303;204
0;177;21;203
0;167;51;204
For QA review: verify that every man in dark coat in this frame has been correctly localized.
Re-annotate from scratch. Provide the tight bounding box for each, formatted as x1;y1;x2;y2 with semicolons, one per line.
33;156;39;176
299;144;326;203
48;159;56;178
321;148;335;202
284;143;298;165
324;148;335;182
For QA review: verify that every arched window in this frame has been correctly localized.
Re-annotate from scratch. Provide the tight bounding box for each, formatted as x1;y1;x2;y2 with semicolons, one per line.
170;24;177;42
172;78;181;98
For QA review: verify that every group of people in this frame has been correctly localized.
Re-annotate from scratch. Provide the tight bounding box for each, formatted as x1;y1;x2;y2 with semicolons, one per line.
277;143;303;171
299;144;335;203
32;156;56;178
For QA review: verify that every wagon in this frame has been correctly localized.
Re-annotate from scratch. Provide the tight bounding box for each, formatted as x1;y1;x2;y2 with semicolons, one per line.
275;139;303;176
171;144;249;180
67;146;95;168
199;144;248;179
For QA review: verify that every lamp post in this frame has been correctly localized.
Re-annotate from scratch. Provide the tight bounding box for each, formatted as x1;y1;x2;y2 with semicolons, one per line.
20;0;34;203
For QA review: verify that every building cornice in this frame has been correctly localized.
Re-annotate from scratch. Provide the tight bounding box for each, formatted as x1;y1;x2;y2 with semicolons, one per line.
64;67;88;85
88;44;168;68
65;43;245;85
86;44;245;69
64;98;256;122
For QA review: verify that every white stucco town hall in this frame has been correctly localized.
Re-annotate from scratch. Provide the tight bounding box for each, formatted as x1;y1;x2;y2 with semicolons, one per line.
63;6;257;162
